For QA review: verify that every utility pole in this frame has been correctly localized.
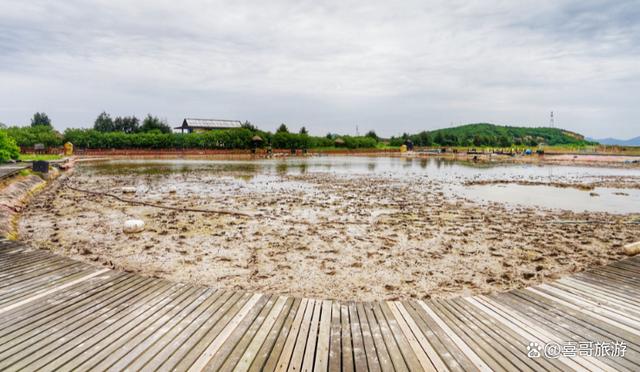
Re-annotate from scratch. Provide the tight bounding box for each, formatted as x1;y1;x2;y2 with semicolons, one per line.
356;125;359;136
550;111;555;128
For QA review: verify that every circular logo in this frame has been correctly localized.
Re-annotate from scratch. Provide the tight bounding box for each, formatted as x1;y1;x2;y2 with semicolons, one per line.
544;342;562;359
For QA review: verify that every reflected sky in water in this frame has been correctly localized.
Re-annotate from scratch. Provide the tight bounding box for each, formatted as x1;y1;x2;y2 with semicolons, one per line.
82;156;640;214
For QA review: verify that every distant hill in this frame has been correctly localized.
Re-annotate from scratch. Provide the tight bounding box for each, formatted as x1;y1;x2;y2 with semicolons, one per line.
587;136;640;146
391;123;593;147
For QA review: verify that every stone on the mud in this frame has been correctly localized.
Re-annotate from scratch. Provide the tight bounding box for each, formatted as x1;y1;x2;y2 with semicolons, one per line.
624;242;640;256
123;219;145;233
522;272;536;280
121;187;137;194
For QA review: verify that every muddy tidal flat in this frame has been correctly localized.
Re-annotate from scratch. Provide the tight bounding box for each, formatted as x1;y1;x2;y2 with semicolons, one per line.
20;157;640;301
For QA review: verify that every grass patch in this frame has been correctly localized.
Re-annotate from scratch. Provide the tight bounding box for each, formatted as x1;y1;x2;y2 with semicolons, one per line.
18;154;63;161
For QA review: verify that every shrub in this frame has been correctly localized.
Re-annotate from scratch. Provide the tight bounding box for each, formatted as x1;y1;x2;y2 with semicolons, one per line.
6;126;64;147
0;130;20;162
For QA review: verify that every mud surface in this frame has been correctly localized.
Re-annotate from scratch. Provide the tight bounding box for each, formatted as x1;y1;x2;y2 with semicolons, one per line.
19;158;640;301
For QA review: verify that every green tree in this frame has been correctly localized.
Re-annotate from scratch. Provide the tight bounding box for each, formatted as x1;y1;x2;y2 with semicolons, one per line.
113;116;139;133
93;112;114;132
241;121;258;131
276;123;289;133
31;112;52;128
299;126;308;135
0;130;20;162
139;114;172;133
498;134;511;147
365;130;379;141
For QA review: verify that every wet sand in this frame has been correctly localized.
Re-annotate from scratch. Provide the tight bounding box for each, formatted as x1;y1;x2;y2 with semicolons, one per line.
19;160;640;301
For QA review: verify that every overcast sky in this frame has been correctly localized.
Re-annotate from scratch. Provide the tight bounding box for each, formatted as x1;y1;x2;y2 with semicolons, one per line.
1;0;639;138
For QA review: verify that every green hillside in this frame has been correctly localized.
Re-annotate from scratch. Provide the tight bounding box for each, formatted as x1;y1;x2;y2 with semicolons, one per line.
389;123;593;147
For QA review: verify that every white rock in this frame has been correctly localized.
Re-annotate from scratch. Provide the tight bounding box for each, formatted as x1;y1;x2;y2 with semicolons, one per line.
121;187;137;194
168;186;177;194
123;219;145;233
624;241;640;256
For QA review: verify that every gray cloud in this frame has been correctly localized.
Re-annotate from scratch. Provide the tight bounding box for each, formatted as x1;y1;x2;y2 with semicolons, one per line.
0;0;639;138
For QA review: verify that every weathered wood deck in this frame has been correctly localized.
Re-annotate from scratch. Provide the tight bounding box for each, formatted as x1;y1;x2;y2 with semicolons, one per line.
0;165;29;180
1;239;639;371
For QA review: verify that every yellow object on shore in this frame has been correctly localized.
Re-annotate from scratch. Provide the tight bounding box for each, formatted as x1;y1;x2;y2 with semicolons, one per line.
64;142;74;156
400;144;407;152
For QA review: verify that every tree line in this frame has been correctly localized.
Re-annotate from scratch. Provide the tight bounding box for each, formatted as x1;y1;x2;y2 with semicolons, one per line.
3;112;379;150
389;123;593;147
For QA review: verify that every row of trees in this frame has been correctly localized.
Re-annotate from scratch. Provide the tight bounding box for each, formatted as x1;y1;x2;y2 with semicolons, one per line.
93;112;172;134
61;128;377;150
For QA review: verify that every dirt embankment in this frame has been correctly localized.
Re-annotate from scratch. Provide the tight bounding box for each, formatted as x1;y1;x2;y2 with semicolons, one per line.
0;173;49;238
19;165;640;302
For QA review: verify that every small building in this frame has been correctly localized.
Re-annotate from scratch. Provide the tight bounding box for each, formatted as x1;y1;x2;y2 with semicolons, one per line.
175;118;242;133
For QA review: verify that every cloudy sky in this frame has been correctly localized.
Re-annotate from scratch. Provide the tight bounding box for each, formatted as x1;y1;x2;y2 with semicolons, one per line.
1;0;639;138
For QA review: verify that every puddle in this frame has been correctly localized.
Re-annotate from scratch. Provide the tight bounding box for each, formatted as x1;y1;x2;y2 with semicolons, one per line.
455;184;640;214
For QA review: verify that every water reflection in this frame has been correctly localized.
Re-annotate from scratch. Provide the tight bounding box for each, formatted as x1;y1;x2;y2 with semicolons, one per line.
84;156;640;181
81;156;640;214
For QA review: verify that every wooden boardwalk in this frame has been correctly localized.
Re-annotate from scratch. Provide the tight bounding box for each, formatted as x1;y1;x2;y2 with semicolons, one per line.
0;165;29;181
1;239;639;371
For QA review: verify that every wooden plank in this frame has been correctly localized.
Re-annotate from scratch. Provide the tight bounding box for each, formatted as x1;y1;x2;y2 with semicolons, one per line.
340;303;354;372
553;280;640;321
328;301;342;372
544;282;640;323
449;297;559;371
367;302;404;372
562;277;640;310
0;268;109;315
188;293;263;371
207;294;273;370
499;291;640;371
376;302;422;371
235;296;289;372
300;298;322;372
0;256;75;278
259;298;301;372
101;288;223;371
0;271;130;331
273;298;309;372
385;301;439;372
313;299;332;372
467;296;598;371
416;300;492;371
167;292;253;370
513;288;640;348
348;301;368;371
287;298;316;371
362;302;392;371
356;302;382;371
140;290;241;371
402;301;468;371
0;262;88;300
0;279;171;370
0;274;142;345
528;286;640;336
0;279;151;359
431;299;530;371
26;285;200;371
